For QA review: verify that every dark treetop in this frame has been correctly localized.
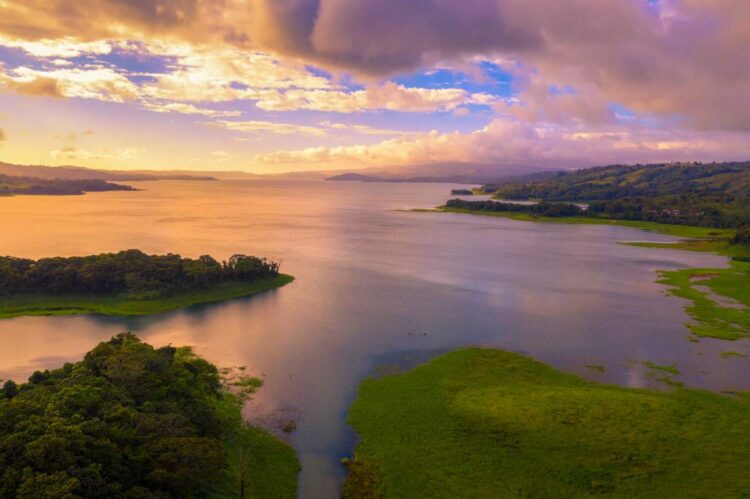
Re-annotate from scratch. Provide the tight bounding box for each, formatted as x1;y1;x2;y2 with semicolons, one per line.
0;250;281;298
0;333;227;498
0;174;134;196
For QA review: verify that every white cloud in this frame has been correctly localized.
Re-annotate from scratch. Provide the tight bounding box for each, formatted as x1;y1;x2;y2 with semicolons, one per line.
208;119;328;137
0;36;112;57
51;146;145;161
252;118;750;169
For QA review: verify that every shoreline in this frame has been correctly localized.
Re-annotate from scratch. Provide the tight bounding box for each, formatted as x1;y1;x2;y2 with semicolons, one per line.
414;206;749;341
412;206;733;239
0;274;294;319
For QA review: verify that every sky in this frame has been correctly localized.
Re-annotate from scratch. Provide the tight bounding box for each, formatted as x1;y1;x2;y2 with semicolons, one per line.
0;0;749;173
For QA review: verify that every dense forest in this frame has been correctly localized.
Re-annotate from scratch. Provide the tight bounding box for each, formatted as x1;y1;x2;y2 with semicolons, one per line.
0;174;134;196
0;333;293;498
480;162;750;228
0;250;281;298
446;199;584;217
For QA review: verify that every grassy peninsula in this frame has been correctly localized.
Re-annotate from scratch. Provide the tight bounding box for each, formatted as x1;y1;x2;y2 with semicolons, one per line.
345;348;750;498
0;333;299;498
0;250;293;318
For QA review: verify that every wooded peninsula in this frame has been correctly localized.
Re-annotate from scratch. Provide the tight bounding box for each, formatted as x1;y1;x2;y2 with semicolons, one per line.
0;174;134;196
0;250;292;318
0;333;299;498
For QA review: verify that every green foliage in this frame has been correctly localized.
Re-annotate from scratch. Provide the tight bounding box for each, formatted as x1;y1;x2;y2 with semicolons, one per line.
0;333;226;497
734;227;750;246
345;348;750;498
445;199;585;217
658;260;750;340
0;250;281;298
435;206;730;239
0;333;300;498
482;162;750;229
0;275;294;319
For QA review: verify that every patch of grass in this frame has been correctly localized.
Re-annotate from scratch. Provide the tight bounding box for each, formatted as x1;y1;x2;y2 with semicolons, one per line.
345;348;750;498
721;351;748;359
0;274;294;319
658;261;750;340
644;361;681;376
430;207;730;239
585;364;606;373
622;240;750;259
211;392;300;499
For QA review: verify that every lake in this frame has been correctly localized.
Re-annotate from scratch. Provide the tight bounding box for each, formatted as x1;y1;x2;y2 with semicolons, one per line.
0;180;745;498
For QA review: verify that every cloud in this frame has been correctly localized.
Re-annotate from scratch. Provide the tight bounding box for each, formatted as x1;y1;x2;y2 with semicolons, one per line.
140;101;242;117
318;121;412;136
0;128;5;144
50;146;144;161
208;119;328;137
2;0;750;174
0;36;112;57
255;83;497;113
2;66;138;102
252;118;750;170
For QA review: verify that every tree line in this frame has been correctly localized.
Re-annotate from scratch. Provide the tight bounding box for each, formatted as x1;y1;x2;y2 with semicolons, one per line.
0;174;134;196
0;250;281;298
446;199;585;217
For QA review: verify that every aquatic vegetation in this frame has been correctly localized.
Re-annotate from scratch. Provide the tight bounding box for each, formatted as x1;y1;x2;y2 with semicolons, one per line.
346;348;750;497
658;260;750;341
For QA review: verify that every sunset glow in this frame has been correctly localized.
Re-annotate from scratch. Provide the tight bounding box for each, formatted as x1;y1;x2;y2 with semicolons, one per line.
1;0;750;172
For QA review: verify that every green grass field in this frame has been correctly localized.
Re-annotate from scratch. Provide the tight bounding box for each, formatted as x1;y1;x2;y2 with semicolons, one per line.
0;274;294;319
211;391;300;499
345;348;750;498
430;207;731;238
658;261;750;340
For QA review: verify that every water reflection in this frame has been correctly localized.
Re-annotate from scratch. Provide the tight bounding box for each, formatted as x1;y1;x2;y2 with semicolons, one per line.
0;180;746;498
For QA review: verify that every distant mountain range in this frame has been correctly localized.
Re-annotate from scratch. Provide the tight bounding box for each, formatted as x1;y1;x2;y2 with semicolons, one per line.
0;159;564;185
327;162;563;184
0;161;218;181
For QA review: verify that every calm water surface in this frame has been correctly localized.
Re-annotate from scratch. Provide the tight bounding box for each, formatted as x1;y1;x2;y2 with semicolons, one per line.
0;180;746;498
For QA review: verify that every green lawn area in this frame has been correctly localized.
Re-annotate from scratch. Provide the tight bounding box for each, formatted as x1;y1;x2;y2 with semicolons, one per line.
345;348;750;498
430;206;731;238
211;391;300;499
658;261;750;340
0;274;294;319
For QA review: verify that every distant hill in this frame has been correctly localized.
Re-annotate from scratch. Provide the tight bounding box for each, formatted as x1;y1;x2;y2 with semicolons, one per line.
0;174;134;196
328;162;558;184
485;162;750;200
481;161;750;228
0;161;217;181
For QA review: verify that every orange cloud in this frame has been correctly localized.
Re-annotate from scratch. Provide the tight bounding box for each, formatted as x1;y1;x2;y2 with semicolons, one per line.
252;119;750;170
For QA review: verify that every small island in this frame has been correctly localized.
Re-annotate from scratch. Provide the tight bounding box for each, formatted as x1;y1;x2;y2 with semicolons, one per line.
0;249;293;318
0;173;135;196
0;333;299;498
450;189;473;195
